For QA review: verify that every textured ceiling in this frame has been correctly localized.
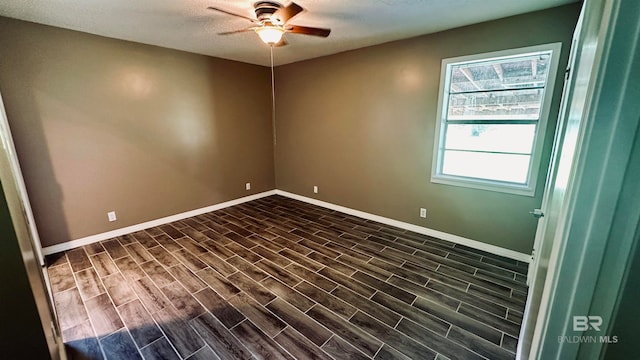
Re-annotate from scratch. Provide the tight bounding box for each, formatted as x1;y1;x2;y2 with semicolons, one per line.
0;0;577;66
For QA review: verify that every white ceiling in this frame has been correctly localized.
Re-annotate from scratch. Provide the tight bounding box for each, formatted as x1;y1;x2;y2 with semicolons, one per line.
0;0;577;66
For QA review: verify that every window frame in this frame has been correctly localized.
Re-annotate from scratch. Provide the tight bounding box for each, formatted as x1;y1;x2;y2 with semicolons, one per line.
431;43;563;196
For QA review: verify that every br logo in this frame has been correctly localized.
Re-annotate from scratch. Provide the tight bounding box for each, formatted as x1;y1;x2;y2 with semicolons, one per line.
573;316;602;331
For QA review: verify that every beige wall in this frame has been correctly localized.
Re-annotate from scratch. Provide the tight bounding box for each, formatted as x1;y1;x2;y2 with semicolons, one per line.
0;17;275;247
0;4;580;252
274;4;581;253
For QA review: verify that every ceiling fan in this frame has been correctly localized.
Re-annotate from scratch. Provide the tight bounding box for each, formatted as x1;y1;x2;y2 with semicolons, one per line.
208;1;331;46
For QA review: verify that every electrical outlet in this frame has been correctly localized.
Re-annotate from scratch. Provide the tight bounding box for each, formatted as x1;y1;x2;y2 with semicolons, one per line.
419;208;427;218
107;211;117;222
245;182;251;190
313;186;318;194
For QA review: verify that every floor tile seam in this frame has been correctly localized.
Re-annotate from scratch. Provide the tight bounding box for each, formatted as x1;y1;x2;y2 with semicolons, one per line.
191;287;248;330
276;247;328;271
332;254;395;281
117;251;203;331
66;263;118;360
50;282;83;297
263;299;337;347
138;334;183;359
404;250;486;277
393;317;476;360
188;306;250;359
358;263;421;293
320;239;376;261
464;286;518;311
329;287;385;324
76;262;118;307
479;260;529;276
101;257;181;354
370;342;385;360
372;293;457;338
327;332;380;360
93;330;117;360
143;242;190;271
170;236;241;275
270;324;288;340
364;238;421;257
260;276;317;310
310;265;377;298
506;307;524;318
357;254;439;289
275;327;338;360
46;254;71;268
443;314;501;344
100;240;132;262
424;281;512;318
195;313;258;358
158;279;209;320
472;271;529;293
253;258;306;286
435;265;519;296
466;285;526;309
352;245;420;271
446;256;522;279
54;277;91;335
307;303;383;359
447;325;517;358
395;236;448;251
380;246;447;268
74;273;123;342
398;263;471;292
442;327;501;360
67;246;95;272
511;288;527;296
457;303;522;333
348;310;436;360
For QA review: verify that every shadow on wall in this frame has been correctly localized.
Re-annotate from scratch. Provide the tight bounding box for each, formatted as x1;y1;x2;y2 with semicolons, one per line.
0;17;274;247
1;61;70;248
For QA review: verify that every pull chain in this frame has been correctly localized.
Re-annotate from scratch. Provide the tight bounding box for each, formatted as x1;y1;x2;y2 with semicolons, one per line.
270;46;277;146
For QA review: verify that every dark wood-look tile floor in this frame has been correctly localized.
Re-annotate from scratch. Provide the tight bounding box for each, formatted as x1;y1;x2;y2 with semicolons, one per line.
47;195;528;360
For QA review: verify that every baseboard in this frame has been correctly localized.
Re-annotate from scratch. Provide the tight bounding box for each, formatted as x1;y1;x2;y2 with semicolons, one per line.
275;190;531;263
41;190;277;256
43;188;531;263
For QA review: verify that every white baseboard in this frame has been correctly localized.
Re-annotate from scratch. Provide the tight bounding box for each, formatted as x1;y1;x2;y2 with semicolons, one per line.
42;190;277;255
275;190;531;263
43;188;531;264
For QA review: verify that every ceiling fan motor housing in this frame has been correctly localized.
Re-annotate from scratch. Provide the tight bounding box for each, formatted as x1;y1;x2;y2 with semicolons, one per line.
254;1;281;21
210;1;330;40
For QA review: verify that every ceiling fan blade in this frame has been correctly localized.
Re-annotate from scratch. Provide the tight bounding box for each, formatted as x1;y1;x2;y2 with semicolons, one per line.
218;28;255;35
287;25;331;37
207;6;256;23
271;2;304;24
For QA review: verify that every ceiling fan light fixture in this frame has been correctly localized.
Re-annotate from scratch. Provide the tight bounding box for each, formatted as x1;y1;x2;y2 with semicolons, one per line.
255;26;285;45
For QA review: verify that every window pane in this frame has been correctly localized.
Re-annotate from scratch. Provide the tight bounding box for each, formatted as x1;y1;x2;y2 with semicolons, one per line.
449;53;551;93
444;124;536;154
442;150;530;184
448;88;544;120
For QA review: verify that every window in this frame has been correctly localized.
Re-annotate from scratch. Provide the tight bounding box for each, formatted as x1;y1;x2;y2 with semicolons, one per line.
431;43;562;196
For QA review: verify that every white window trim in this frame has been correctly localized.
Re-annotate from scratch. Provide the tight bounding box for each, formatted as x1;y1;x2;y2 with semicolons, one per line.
431;42;563;196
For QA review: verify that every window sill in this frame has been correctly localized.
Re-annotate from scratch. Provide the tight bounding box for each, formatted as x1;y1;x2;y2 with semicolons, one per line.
430;175;536;197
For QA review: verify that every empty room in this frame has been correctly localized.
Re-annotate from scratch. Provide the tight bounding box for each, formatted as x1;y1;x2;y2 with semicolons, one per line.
1;0;639;359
